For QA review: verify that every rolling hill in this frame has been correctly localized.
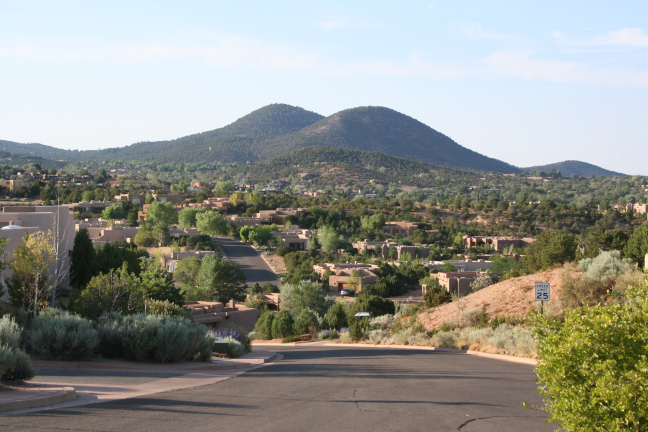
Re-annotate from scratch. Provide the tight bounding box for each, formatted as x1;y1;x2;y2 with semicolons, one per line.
523;160;625;177
0;104;628;176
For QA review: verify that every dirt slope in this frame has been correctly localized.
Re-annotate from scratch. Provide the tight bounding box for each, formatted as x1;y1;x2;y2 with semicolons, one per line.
419;268;567;330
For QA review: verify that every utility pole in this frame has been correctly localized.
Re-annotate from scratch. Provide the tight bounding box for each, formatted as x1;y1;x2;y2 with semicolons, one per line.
51;181;60;307
34;271;39;320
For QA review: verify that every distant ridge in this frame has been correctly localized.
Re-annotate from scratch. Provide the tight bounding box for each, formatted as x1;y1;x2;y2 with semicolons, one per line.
523;160;625;177
0;104;630;176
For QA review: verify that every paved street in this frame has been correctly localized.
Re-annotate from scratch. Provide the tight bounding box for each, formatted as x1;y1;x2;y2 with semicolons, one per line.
212;236;282;289
1;345;554;431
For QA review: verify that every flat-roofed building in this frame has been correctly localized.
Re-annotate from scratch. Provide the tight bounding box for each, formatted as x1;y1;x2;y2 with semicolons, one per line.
463;235;534;251
382;221;419;236
313;262;380;293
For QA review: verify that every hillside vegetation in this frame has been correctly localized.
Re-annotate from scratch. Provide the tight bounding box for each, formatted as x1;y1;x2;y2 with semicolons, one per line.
523;160;626;177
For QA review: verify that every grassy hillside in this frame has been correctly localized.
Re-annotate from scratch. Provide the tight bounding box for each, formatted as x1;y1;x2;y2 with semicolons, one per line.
232;146;482;188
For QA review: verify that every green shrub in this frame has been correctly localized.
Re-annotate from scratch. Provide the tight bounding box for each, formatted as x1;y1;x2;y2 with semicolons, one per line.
98;313;212;363
293;308;320;335
348;318;370;341
219;336;245;358
147;299;193;319
325;302;348;330
272;310;294;339
349;295;395;320
253;311;274;340
0;316;34;382
532;278;648;431
423;279;451;308
31;309;99;361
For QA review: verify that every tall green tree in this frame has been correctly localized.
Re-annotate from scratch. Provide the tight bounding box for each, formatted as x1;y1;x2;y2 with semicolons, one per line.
173;257;202;291
522;230;577;273
178;207;208;228
70;228;96;290
318;225;339;252
195;254;247;303
624;222;648;269
195;210;227;236
147;201;177;228
101;205;125;220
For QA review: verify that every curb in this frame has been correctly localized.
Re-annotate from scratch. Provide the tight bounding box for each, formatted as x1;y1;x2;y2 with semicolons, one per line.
331;342;537;366
32;359;265;372
0;387;76;412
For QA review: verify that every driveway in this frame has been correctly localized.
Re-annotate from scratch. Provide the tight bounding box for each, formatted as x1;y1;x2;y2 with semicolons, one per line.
212;236;282;289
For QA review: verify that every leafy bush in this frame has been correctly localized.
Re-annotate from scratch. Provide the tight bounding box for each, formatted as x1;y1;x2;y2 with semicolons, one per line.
532;278;648;431
0;316;35;382
98;313;212;362
348;318;370;341
349;295;395;320
272;310;295;339
147;300;193;319
293;308;320;335
325;302;348;330
430;324;535;357
562;251;639;308
216;336;245;358
31;309;99;361
253;311;275;340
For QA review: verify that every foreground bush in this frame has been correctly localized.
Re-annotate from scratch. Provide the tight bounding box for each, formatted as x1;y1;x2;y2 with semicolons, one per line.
271;310;294;339
98;313;212;362
0;316;34;382
254;311;274;340
31;308;99;361
430;324;535;357
532;278;648;431
293;308;320;335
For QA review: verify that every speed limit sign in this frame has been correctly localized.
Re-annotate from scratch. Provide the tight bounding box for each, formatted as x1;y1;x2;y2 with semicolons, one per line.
535;283;550;301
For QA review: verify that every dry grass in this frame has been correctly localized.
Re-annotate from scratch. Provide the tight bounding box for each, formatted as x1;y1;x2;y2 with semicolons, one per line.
263;254;286;273
418;267;570;331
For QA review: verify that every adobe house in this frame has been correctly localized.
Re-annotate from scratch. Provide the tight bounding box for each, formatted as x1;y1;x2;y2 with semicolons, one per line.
431;271;480;297
114;193;145;205
313;263;380;293
185;300;260;332
421;259;493;272
0;205;76;295
382;221;419;236
462;235;534;251
273;228;313;250
256;208;307;224
353;239;429;260
151;193;185;204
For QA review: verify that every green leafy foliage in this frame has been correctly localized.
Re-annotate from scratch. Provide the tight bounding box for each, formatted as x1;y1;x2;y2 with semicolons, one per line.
272;310;295;339
253;310;274;340
522;230;577;272
101;205;125;220
532;277;648;431
195;254;247;303
0;315;35;382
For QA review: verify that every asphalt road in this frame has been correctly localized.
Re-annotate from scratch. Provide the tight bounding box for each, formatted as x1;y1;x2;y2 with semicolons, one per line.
212;236;282;289
1;345;554;432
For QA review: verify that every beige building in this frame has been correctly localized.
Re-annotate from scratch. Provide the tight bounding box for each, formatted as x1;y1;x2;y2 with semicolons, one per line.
313;263;380;293
0;206;76;299
382;221;419;236
1;179;31;192
422;259;492;272
430;271;480;297
71;201;122;214
463;235;534;251
273;228;313;250
353;240;429;260
256;208;307;224
186;300;260;332
152;194;185;204
226;216;266;228
114;193;145;205
76;219;140;244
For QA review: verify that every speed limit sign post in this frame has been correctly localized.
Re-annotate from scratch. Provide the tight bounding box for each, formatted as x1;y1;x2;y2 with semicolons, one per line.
535;283;550;314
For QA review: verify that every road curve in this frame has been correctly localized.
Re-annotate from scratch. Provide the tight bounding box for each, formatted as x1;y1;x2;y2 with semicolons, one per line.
0;345;555;431
212;236;282;289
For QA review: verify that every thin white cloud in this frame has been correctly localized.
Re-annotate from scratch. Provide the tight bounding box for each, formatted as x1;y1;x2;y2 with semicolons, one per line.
0;36;464;80
483;50;648;87
554;28;648;47
450;22;517;41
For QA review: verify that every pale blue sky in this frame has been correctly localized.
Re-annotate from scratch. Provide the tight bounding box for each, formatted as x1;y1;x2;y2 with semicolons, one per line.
1;1;647;174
